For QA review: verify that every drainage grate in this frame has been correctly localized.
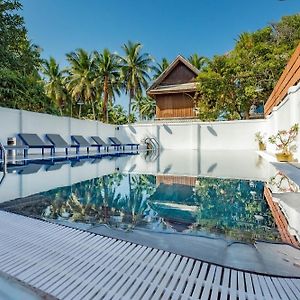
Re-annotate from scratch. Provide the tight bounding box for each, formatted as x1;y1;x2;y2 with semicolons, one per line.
0;211;299;300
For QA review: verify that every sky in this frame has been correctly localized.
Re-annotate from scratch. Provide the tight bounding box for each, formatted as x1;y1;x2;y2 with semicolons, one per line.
21;0;300;107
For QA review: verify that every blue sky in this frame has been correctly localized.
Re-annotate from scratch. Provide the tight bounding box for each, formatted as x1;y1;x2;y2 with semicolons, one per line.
21;0;300;107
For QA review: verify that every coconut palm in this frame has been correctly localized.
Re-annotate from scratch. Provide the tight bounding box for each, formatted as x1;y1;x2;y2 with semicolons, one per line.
93;49;121;122
65;49;97;119
119;41;153;118
188;54;208;70
152;57;169;79
40;57;67;115
140;96;156;120
132;94;156;120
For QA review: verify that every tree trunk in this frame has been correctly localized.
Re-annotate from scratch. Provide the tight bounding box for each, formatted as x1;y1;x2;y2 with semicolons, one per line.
103;76;109;123
128;89;134;120
91;100;96;120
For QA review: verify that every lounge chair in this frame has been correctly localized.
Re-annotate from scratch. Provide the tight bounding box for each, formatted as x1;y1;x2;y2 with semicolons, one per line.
91;136;112;152
108;137;139;150
71;135;99;154
46;134;79;155
18;134;54;156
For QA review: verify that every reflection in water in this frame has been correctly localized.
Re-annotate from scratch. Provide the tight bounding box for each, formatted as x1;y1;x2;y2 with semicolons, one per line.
2;173;281;243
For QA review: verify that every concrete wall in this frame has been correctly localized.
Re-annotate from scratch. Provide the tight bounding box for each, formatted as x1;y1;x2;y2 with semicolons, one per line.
0;108;115;148
117;119;267;150
1;81;300;156
266;82;300;160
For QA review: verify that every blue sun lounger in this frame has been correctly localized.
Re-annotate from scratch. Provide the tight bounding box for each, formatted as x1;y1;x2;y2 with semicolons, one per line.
71;135;100;154
18;134;54;156
108;137;139;150
46;134;79;156
91;136;113;152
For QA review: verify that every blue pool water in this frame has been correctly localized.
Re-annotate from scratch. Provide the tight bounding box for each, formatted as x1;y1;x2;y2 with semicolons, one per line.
1;170;280;243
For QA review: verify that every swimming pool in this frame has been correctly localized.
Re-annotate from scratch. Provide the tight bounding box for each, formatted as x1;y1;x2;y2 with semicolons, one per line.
0;151;281;244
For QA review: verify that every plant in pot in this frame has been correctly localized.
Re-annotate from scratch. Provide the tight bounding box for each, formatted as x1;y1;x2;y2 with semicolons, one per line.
268;123;299;162
255;132;266;151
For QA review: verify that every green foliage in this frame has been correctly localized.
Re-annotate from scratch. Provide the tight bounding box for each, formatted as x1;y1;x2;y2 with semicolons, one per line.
152;57;169;79
188;54;208;70
40;57;68;115
93;49;121;122
119;41;153;116
196;14;300;121
0;0;55;114
2;1;300;125
132;95;156;120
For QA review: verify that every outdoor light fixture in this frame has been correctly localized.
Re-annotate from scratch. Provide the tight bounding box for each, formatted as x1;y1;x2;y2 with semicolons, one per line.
77;99;84;106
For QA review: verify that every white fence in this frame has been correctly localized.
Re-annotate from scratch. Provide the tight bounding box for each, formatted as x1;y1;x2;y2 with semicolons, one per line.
0;108;115;147
0;81;300;157
266;81;300;160
117;120;267;150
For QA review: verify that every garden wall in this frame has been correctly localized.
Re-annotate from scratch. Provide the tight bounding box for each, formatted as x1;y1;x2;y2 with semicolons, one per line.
117;119;267;150
266;81;300;160
0;107;116;148
1;80;299;158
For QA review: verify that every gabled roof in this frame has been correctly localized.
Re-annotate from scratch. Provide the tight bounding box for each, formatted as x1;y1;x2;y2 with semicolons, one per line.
147;55;200;92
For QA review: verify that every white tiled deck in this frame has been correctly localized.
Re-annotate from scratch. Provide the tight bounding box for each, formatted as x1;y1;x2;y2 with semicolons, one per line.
0;211;299;299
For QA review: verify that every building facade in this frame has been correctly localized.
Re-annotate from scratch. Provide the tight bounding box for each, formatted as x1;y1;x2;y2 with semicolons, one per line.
147;55;200;120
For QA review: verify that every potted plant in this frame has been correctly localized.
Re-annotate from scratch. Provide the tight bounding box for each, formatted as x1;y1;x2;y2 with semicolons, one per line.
268;123;299;162
255;132;266;151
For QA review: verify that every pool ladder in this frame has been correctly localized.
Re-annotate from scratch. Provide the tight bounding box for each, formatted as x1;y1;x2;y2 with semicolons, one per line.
144;137;160;151
144;137;160;162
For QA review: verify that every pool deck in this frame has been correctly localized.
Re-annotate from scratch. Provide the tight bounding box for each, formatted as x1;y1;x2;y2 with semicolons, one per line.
0;211;300;300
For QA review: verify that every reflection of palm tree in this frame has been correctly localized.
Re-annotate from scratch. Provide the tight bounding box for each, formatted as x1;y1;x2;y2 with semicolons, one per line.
125;174;156;224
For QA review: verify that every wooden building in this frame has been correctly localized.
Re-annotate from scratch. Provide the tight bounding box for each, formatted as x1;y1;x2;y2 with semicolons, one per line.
147;55;200;120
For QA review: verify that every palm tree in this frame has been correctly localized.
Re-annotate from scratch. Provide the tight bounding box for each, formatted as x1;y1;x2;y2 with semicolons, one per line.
140;96;156;120
40;57;67;115
132;94;156;120
152;57;169;79
93;49;121;122
65;49;96;119
119;41;153;118
188;54;208;70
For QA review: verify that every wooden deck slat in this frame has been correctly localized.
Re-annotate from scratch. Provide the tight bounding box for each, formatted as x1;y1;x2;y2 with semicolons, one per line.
0;211;299;300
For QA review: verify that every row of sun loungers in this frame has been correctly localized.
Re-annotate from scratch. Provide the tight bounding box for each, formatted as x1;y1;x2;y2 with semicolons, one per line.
0;134;139;159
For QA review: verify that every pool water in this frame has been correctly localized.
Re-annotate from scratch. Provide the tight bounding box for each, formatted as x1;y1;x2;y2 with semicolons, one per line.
3;172;280;243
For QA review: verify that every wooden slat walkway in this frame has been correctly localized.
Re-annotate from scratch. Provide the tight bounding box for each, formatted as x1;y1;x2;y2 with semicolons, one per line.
0;211;299;300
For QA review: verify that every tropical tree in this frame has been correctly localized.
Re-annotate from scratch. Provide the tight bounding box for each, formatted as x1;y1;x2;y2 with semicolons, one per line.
93;49;121;122
0;0;56;114
152;57;169;79
65;49;97;119
40;57;67;115
188;54;208;70
119;41;153;117
196;14;300;121
132;94;156;120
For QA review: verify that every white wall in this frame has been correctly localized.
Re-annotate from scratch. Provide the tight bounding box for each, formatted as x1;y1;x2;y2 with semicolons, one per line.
266;82;300;160
0;108;116;149
117;119;267;150
1;81;300;156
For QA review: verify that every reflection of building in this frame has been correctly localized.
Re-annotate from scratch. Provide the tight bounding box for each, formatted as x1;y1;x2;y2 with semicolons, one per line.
149;175;198;231
147;56;199;120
